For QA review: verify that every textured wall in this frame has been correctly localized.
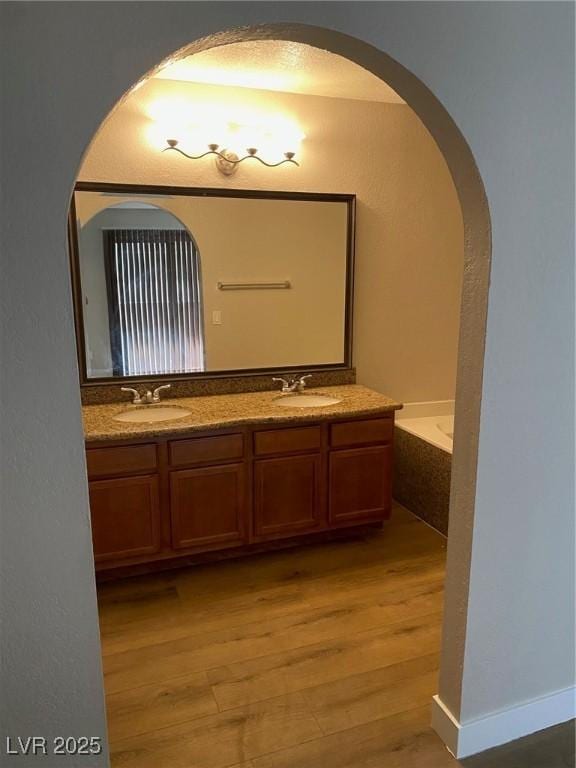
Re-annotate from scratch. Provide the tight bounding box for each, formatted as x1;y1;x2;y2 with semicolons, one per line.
1;4;573;766
79;77;463;402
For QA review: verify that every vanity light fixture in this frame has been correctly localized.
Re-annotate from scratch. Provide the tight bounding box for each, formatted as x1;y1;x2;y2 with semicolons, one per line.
163;139;299;176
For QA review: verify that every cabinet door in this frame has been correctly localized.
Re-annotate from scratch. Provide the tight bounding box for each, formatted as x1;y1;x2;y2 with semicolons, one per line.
254;454;322;539
329;446;392;525
170;463;246;551
88;475;161;563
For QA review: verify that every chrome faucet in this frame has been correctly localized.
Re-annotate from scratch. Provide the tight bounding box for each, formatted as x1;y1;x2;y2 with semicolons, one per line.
272;374;312;394
121;384;172;404
121;387;144;404
151;384;172;402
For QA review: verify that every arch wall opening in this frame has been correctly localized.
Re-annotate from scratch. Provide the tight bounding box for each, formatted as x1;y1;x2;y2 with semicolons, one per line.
81;23;490;727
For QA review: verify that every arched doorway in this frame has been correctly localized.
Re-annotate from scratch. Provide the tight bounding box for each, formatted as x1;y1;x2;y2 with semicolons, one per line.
74;196;206;378
87;23;491;736
49;21;496;765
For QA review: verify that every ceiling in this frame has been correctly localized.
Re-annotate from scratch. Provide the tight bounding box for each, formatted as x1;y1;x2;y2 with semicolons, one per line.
154;41;404;104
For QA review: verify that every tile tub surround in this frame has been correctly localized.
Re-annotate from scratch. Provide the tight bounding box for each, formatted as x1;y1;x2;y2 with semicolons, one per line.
80;368;356;405
393;402;454;536
82;384;402;442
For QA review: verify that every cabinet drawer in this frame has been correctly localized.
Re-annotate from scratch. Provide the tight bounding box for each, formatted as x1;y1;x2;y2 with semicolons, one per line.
330;417;393;448
169;434;244;468
86;444;157;479
254;426;321;456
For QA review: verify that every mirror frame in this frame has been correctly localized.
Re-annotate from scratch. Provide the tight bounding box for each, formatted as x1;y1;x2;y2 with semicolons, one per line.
68;181;356;387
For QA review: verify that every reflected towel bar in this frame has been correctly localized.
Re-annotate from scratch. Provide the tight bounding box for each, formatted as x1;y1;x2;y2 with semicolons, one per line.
217;281;292;291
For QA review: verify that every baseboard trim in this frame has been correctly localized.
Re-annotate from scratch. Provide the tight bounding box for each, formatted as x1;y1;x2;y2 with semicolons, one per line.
431;687;576;758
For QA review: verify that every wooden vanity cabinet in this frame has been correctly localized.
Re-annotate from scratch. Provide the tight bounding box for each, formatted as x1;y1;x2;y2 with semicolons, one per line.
329;446;392;524
85;414;395;575
328;418;394;526
86;443;161;563
167;432;248;552
170;463;247;550
253;426;324;540
88;475;161;563
254;455;323;539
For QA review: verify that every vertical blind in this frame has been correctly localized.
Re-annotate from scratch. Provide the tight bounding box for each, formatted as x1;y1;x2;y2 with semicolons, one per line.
104;229;205;376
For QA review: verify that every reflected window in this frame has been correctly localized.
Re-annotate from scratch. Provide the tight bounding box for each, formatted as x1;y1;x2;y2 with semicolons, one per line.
104;228;204;376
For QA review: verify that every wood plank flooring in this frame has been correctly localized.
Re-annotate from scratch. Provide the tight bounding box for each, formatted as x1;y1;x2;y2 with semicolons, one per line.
98;503;452;767
97;503;574;767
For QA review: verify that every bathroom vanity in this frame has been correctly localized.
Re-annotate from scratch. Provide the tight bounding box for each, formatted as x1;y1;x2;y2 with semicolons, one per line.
71;183;402;577
83;386;401;577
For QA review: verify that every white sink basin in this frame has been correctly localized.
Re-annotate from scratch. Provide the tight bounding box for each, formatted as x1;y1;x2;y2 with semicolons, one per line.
273;393;342;408
112;405;191;423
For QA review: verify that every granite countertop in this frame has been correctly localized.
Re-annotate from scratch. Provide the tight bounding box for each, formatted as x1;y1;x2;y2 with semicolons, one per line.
83;384;403;442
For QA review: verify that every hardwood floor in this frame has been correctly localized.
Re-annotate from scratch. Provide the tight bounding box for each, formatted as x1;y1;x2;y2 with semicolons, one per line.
97;503;449;767
97;503;574;767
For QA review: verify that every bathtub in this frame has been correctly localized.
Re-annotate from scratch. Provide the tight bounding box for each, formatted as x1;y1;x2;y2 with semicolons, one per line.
393;401;454;534
395;401;454;454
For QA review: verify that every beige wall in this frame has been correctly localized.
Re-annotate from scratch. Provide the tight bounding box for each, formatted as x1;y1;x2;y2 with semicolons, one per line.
193;197;348;370
79;78;463;401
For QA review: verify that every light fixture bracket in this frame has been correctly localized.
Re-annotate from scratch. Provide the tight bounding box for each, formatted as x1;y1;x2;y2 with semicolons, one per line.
162;140;299;174
215;149;239;176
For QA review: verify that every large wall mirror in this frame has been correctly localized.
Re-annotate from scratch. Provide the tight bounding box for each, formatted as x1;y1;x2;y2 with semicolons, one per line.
69;183;355;384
